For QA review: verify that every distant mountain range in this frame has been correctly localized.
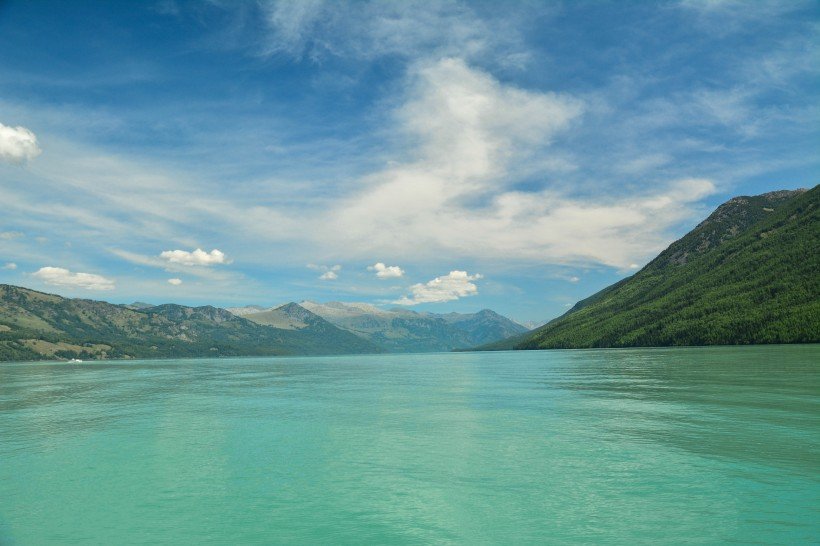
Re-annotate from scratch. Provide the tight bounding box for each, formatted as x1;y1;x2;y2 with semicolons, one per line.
232;301;528;353
481;186;819;350
0;286;382;361
0;287;525;361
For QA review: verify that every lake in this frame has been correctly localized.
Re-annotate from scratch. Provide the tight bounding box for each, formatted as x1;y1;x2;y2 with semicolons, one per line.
1;346;818;544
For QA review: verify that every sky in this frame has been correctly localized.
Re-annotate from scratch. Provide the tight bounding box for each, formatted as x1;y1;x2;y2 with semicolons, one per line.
0;0;817;324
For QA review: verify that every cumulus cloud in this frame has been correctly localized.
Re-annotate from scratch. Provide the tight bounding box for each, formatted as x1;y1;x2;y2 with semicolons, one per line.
167;278;182;285
368;262;404;278
32;266;115;291
395;270;482;305
159;248;228;266
2;262;17;270
309;263;341;280
0;123;42;164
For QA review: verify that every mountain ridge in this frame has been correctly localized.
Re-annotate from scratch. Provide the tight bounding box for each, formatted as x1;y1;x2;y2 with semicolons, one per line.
0;286;523;360
0;286;381;361
479;185;819;350
296;301;528;352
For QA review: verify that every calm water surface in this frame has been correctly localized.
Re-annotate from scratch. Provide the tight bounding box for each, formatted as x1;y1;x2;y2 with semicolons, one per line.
1;346;818;544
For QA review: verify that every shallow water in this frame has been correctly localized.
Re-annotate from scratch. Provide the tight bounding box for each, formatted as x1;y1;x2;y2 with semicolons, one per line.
1;346;818;544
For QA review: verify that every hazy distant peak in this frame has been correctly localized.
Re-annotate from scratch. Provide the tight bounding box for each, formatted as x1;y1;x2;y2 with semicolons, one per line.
300;300;389;318
124;301;154;310
225;305;268;316
274;302;318;321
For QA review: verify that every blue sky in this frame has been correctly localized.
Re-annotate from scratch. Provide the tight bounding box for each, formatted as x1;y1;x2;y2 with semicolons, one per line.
0;0;817;324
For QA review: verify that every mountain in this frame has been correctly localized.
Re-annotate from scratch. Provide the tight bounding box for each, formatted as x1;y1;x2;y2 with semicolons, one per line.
224;305;268;316
299;301;528;352
124;301;154;310
0;286;379;361
484;186;819;350
241;302;383;354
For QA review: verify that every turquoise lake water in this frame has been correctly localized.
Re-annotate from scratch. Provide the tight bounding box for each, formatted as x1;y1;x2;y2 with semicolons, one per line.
1;346;818;544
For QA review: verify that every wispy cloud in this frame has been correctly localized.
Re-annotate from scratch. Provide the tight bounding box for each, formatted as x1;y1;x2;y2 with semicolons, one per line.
110;248;238;281
255;0;536;68
314;60;716;268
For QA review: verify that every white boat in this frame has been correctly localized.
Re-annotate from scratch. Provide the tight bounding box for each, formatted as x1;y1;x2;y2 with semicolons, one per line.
69;358;83;363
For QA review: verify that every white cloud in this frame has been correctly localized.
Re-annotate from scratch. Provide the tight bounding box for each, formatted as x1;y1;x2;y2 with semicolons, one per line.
159;248;229;266
111;249;239;282
368;262;404;278
318;59;719;268
2;262;17;270
0;231;24;240
395;270;482;305
32;266;115;291
0;47;733;285
0;122;41;164
568;276;579;283
309;263;341;280
0;57;722;280
167;278;182;285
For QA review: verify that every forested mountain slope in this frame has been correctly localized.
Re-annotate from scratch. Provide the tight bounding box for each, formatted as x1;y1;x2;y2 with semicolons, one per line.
485;186;819;350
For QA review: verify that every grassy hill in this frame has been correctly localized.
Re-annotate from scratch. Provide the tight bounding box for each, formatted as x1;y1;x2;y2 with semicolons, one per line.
0;286;380;361
484;186;819;350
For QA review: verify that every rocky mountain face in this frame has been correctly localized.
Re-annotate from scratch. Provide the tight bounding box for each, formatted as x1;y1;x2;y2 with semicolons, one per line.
648;189;806;269
483;186;819;350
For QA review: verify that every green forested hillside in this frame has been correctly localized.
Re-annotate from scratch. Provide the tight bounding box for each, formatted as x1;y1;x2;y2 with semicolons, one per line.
497;186;819;350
